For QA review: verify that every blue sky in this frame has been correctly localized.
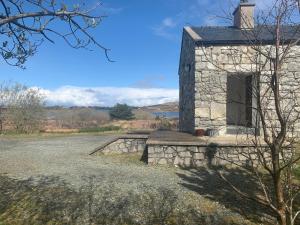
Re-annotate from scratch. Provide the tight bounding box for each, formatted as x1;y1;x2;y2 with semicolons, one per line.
1;0;268;106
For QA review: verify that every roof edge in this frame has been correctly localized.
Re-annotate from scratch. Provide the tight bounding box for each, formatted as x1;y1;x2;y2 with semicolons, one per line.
184;26;202;41
195;39;300;46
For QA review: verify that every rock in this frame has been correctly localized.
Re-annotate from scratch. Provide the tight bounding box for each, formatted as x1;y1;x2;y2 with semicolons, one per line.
147;147;155;154
158;158;168;165
148;158;156;164
174;156;184;166
179;151;192;158
195;107;210;118
184;158;192;167
238;154;248;161
194;153;205;160
165;154;173;159
193;160;205;167
165;148;174;154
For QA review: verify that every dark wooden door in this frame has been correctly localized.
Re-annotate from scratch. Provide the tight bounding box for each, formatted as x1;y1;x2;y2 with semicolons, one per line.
245;75;253;127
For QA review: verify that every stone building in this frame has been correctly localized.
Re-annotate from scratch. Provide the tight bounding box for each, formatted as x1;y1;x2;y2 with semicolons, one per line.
179;0;300;136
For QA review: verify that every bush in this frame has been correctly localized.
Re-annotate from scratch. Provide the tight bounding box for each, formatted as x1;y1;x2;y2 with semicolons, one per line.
133;109;154;120
109;104;134;120
47;108;111;129
157;116;173;131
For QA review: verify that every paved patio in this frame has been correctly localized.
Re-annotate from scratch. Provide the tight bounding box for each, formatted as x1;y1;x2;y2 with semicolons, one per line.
147;130;261;147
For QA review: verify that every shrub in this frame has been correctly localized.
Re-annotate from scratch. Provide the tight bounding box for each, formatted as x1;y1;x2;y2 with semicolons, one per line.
158;116;173;131
47;108;111;129
109;104;134;120
133;109;154;120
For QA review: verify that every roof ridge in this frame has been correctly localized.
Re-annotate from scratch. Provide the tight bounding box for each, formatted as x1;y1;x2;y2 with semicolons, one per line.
191;25;234;29
187;25;300;45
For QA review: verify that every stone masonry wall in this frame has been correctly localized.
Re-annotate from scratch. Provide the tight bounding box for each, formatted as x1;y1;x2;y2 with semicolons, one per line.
193;44;300;135
178;29;196;133
95;138;147;155
147;144;263;167
194;46;227;134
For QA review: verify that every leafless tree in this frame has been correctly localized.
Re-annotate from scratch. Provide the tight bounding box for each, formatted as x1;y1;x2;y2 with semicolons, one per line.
198;1;300;224
0;0;112;68
0;82;45;133
0;82;10;132
7;84;45;133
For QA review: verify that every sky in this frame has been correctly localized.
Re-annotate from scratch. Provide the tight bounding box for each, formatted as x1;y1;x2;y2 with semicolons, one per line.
0;0;271;107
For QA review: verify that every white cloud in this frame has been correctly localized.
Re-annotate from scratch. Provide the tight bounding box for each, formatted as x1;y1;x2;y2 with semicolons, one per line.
152;17;178;40
152;0;222;40
40;86;179;107
162;18;177;28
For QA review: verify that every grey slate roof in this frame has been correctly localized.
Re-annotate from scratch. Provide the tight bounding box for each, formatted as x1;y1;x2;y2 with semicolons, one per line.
190;25;300;45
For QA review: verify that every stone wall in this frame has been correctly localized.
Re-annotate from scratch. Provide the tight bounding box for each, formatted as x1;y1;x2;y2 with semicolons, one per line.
147;144;263;167
178;29;196;133
91;131;292;168
94;138;147;155
95;137;263;167
191;43;300;135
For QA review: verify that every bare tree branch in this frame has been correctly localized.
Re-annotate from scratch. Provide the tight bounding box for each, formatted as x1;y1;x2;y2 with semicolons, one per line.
0;0;112;68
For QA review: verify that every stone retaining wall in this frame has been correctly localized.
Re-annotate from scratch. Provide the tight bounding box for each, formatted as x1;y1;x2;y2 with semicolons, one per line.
147;144;263;167
92;137;263;167
94;138;147;155
91;132;286;168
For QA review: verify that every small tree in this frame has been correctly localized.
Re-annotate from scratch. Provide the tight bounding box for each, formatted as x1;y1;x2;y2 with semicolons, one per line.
197;1;300;224
109;104;134;120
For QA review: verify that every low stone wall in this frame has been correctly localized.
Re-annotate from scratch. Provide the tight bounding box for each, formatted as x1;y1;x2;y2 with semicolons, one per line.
92;135;148;155
91;132;276;168
147;144;261;167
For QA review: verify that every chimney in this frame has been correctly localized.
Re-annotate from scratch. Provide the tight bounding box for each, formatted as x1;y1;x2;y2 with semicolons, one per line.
233;0;255;29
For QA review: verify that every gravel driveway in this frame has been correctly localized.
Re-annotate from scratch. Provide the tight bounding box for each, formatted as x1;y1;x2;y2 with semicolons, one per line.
0;134;265;224
0;135;111;183
0;134;185;189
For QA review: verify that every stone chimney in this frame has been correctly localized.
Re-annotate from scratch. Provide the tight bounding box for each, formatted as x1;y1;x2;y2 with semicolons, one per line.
233;0;255;29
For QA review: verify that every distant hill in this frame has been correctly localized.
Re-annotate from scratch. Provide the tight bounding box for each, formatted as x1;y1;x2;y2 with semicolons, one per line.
139;102;179;112
45;102;179;112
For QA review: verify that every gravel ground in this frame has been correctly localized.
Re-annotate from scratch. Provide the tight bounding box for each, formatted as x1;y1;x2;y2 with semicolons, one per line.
0;134;185;189
0;134;269;224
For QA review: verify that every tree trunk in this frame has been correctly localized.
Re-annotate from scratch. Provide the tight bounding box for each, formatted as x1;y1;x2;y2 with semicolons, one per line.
277;209;293;225
275;178;287;225
272;144;287;225
278;212;287;225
